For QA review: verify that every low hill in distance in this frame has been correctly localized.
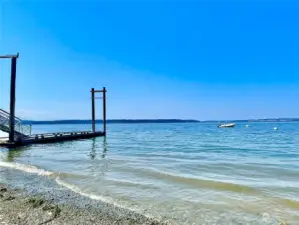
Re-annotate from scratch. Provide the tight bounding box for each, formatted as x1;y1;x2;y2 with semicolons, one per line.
23;119;200;125
22;118;299;125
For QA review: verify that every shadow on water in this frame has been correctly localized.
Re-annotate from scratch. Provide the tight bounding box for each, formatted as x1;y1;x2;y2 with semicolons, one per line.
88;137;110;177
6;146;31;162
3;137;110;178
6;137;108;163
5;140;77;162
89;137;108;160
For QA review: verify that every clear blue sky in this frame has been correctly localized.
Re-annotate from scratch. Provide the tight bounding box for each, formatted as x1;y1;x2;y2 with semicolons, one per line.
0;0;298;120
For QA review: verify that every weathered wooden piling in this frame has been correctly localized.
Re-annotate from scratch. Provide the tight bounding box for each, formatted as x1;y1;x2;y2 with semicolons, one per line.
91;87;107;135
0;53;19;143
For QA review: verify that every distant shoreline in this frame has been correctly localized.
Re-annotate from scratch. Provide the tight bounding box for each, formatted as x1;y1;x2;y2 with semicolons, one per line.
22;118;299;125
23;119;199;125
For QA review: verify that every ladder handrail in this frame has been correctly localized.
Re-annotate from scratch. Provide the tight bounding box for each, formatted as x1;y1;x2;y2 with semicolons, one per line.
0;108;32;138
0;109;24;122
0;110;22;127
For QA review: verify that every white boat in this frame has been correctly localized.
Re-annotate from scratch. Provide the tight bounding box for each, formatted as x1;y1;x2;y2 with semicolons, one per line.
218;123;235;128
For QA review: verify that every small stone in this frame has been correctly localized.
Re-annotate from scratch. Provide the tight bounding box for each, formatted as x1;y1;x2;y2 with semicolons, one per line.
53;205;61;217
0;188;7;192
4;196;15;201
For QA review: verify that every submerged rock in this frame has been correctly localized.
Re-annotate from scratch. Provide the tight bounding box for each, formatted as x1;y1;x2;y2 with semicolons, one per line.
4;195;15;201
0;187;7;192
27;197;44;208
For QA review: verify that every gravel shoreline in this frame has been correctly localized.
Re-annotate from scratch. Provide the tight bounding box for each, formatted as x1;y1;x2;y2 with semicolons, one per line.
0;183;172;225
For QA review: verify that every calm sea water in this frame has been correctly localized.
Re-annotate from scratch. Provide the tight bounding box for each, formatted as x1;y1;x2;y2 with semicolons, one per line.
1;122;299;224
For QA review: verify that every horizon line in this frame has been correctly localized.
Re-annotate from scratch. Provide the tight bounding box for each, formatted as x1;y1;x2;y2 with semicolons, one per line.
23;118;299;122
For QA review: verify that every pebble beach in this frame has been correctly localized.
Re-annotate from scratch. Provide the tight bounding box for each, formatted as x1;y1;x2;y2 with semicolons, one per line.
0;183;169;225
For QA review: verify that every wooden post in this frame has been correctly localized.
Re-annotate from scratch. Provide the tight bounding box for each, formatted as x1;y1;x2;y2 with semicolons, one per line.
9;56;17;142
103;87;106;135
91;87;107;135
91;88;96;133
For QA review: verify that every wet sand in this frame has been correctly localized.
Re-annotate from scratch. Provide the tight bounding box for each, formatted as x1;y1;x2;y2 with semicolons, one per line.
0;183;170;225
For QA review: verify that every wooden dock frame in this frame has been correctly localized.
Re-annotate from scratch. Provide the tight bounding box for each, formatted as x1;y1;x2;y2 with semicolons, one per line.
1;131;105;148
0;53;19;143
0;53;107;148
91;87;107;135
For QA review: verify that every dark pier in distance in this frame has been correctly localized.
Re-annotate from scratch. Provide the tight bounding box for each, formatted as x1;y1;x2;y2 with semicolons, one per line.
0;53;107;148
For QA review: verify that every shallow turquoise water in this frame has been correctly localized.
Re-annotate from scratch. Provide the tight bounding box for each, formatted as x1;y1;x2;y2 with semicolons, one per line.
1;122;299;224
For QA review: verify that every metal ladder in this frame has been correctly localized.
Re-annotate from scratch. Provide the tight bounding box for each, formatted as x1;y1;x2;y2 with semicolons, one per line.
0;109;32;140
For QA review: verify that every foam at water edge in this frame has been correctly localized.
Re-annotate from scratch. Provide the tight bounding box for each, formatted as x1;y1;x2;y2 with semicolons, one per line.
0;161;54;176
55;177;162;222
0;161;167;223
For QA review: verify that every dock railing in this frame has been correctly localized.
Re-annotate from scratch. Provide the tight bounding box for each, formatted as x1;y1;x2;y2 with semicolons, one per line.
0;109;32;139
